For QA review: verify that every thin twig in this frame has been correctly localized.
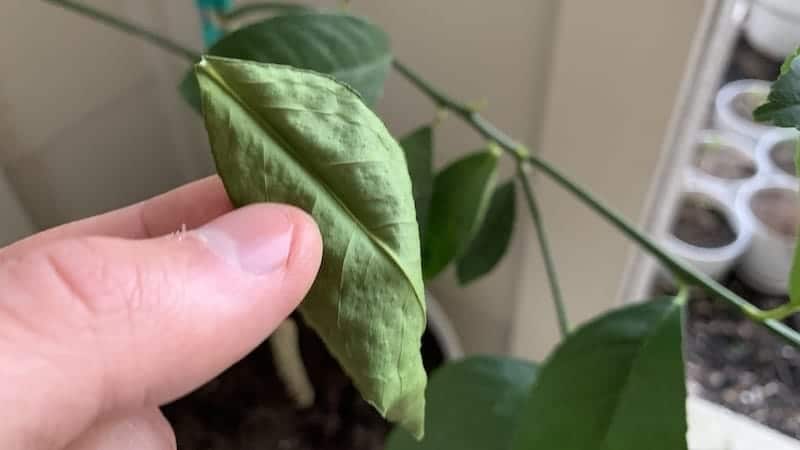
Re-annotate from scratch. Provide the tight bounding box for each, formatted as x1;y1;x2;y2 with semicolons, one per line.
270;319;315;408
394;59;800;347
41;0;200;62
517;166;568;337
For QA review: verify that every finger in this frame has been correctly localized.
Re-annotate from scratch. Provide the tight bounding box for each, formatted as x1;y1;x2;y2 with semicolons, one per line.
2;176;232;257
65;409;175;450
0;204;322;449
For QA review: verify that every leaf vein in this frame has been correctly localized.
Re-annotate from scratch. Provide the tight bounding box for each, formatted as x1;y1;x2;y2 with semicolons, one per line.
199;60;426;312
599;303;678;448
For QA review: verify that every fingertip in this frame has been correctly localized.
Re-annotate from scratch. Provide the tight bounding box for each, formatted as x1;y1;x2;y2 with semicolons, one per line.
282;205;324;297
228;203;323;308
65;409;176;450
193;202;322;307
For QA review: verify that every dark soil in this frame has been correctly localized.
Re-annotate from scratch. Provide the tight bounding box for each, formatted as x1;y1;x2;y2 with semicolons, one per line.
693;143;756;180
654;276;800;439
161;314;445;450
751;188;800;239
724;35;782;83
771;140;798;177
671;196;737;248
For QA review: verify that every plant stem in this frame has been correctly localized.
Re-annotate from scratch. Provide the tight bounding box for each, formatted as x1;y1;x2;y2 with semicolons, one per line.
393;62;530;159
394;60;800;347
41;0;200;62
270;319;315;408
393;61;473;116
675;284;690;307
517;166;569;337
526;152;800;345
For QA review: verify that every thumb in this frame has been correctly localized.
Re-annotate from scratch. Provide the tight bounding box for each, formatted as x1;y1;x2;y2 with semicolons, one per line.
0;204;322;449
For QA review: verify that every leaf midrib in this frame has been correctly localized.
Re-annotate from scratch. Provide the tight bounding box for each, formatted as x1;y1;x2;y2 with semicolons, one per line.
600;301;680;449
198;59;425;311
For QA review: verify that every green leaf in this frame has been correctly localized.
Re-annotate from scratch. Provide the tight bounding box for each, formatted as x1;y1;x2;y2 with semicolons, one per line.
781;47;800;76
757;52;800;304
512;298;687;450
385;356;538;450
790;239;800;304
456;180;516;284
180;12;392;112
754;50;800;127
179;74;204;112
399;126;434;241
422;150;499;279
195;56;426;437
791;140;800;305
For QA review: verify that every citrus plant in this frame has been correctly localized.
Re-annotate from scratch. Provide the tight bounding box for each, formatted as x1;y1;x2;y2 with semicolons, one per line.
41;1;800;448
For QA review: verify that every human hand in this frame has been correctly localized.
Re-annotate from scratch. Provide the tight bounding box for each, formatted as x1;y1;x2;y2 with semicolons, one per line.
0;176;323;449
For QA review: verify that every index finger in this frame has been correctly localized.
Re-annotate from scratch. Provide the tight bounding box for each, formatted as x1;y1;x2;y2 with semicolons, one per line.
2;176;233;257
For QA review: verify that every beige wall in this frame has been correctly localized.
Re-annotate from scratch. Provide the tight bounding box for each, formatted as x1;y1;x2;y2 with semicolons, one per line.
0;0;195;230
511;1;705;360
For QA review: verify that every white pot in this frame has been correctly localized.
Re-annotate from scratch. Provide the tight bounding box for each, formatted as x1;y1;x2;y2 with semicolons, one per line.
425;291;464;360
714;79;774;143
662;186;753;281
685;129;760;203
755;127;800;187
745;0;800;60
735;178;799;295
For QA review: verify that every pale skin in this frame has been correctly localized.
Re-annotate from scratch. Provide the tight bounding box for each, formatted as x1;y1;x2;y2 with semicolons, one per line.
0;176;324;450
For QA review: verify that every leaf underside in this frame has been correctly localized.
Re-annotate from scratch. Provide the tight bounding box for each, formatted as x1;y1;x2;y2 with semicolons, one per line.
181;12;392;112
512;298;688;450
195;56;426;437
385;356;538;450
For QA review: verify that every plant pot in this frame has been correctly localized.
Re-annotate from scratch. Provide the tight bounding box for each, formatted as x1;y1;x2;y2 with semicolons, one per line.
755;127;800;187
424;291;464;359
662;186;752;281
735;178;800;295
714;79;774;143
685;129;760;202
744;0;800;61
161;292;462;450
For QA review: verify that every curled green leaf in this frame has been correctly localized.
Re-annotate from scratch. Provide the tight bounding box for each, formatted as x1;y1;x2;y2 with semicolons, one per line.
457;180;516;284
181;12;392;111
422;150;499;279
195;56;426;437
